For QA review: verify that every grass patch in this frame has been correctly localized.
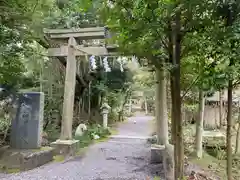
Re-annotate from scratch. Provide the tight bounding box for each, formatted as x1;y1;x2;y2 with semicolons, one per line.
0;165;20;174
76;146;89;156
109;128;118;135
5;168;20;174
53;155;65;162
183;124;226;178
189;151;227;178
31;146;53;152
188;148;240;179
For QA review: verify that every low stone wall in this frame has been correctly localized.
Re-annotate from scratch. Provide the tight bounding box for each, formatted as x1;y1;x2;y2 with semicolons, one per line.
0;146;54;171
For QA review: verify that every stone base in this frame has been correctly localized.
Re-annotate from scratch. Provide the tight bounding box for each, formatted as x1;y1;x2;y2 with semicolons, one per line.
150;144;165;164
163;144;174;180
0;146;54;171
50;139;79;156
203;131;226;148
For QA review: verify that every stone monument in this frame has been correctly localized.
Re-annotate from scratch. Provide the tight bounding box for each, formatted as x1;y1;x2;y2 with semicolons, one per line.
0;92;55;171
10;92;44;149
100;103;110;128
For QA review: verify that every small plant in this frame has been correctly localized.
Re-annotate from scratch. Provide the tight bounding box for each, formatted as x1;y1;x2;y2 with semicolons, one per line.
215;149;226;160
213;143;226;160
75;124;112;148
53;155;65;162
153;176;161;180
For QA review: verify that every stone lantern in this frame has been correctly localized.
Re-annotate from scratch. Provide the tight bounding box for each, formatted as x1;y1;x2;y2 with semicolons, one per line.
100;103;111;128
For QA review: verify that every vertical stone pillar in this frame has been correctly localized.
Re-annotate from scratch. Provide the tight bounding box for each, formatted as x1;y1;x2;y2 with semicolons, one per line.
10;92;44;149
60;37;77;140
100;103;110;128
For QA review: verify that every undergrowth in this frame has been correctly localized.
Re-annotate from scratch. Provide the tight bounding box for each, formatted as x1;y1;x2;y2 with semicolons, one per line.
75;124;112;148
183;124;240;179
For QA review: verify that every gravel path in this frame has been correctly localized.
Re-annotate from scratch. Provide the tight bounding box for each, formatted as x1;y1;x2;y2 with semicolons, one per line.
1;115;164;180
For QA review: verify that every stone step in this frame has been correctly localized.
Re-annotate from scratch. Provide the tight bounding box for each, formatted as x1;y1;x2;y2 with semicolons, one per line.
0;146;54;171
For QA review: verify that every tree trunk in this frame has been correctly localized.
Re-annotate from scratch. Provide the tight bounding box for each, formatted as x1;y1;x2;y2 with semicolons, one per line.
225;6;234;180
226;78;233;180
172;10;184;179
219;90;223;128
156;67;169;145
195;90;205;158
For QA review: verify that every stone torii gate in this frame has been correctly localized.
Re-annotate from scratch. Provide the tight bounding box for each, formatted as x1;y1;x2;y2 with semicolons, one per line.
43;27;116;154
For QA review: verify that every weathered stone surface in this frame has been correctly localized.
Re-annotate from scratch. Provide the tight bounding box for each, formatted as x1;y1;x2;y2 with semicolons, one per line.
203;131;225;148
50;140;79;156
163;144;174;180
41;132;49;146
75;124;87;137
150;144;165;164
147;134;158;144
0;146;54;171
10;92;44;149
100;103;111;128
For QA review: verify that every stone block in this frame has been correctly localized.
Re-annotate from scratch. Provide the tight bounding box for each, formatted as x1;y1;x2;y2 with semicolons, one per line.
50;139;79;156
163;144;174;180
147;135;158;144
10;92;44;149
203;131;226;148
150;144;165;164
0;146;54;171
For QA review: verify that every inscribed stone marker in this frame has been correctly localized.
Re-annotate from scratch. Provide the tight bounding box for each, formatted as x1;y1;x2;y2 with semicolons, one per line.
10;92;44;149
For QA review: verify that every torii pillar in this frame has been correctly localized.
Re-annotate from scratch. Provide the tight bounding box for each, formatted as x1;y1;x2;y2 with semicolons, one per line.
50;36;79;156
60;37;76;140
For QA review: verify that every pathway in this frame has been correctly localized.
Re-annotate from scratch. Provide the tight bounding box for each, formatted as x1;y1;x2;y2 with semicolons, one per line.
1;115;164;180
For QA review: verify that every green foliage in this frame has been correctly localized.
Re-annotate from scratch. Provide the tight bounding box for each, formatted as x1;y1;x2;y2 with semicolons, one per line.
75;125;111;148
0;118;9;131
90;62;134;120
108;110;119;123
184;104;197;112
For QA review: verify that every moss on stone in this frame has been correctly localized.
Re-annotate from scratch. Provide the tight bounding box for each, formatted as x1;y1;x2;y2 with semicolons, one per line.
32;146;52;152
0;165;20;174
53;155;65;162
5;168;20;174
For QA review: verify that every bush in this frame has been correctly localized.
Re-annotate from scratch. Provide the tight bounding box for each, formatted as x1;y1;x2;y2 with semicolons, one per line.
86;124;111;138
74;124;111;148
108;111;118;123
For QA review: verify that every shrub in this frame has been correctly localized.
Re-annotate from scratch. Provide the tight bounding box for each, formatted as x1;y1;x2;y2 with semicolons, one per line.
75;124;111;148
